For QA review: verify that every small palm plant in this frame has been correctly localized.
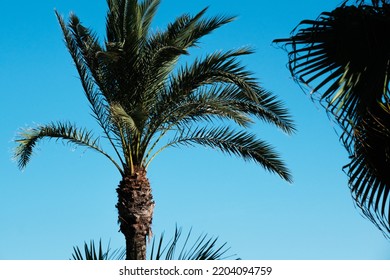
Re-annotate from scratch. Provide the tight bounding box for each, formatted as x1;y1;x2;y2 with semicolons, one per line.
71;227;239;260
15;0;295;259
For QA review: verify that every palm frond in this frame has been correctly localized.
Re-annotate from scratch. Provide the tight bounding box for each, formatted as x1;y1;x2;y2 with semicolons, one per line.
162;7;235;50
110;103;140;134
345;107;390;238
56;11;125;168
151;126;292;183
144;47;295;152
274;4;390;148
275;2;390;237
14;122;123;174
219;87;296;135
106;0;126;43
139;0;161;36
140;8;235;95
56;12;108;126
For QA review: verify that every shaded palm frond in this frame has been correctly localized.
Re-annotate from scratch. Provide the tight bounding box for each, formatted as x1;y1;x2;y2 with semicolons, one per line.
274;3;390;149
275;2;390;237
345;107;390;238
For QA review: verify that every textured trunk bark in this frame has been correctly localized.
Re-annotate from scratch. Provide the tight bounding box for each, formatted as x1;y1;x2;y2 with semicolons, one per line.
116;167;155;260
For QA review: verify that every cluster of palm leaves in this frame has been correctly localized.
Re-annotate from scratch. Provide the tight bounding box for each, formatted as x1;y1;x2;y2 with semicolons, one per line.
71;227;238;260
274;0;390;238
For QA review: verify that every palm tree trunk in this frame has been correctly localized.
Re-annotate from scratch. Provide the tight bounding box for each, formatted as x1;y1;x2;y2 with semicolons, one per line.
116;166;154;260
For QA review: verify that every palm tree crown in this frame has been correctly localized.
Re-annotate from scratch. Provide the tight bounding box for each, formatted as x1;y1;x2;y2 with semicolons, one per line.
15;0;295;259
16;0;294;180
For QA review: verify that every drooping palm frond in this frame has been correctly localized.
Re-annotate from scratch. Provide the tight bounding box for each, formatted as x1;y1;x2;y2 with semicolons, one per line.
71;227;238;260
345;106;390;237
146;126;292;183
140;48;296;171
164;48;295;134
14;122;122;173
55;12;127;167
274;2;390;238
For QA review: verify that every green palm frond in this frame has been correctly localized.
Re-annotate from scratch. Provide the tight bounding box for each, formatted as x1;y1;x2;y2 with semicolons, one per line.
56;12;126;166
141;7;234;95
14;122;122;174
110;103;140;134
145;48;295;146
172;48;259;101
150;126;292;183
160;7;235;50
217;86;296;135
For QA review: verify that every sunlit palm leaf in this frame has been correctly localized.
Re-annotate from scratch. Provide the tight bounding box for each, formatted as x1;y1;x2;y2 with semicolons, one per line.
14;122;122;173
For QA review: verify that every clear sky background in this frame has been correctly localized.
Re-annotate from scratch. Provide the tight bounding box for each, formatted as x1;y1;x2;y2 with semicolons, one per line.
1;0;390;260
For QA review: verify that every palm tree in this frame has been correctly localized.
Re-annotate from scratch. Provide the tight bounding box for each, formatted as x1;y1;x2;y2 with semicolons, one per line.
274;0;390;238
15;0;295;259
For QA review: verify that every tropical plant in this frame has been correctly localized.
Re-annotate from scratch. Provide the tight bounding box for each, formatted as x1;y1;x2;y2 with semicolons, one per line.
15;0;295;259
71;239;126;260
274;0;390;238
71;227;239;260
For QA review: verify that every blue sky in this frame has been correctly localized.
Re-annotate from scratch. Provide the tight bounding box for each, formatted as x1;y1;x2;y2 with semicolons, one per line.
1;0;390;260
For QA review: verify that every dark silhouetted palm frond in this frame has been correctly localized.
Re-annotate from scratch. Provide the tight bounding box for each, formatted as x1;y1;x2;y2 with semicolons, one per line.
275;1;390;238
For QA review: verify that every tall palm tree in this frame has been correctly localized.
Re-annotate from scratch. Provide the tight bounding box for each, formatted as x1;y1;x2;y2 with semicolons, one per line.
15;0;295;259
274;0;390;238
